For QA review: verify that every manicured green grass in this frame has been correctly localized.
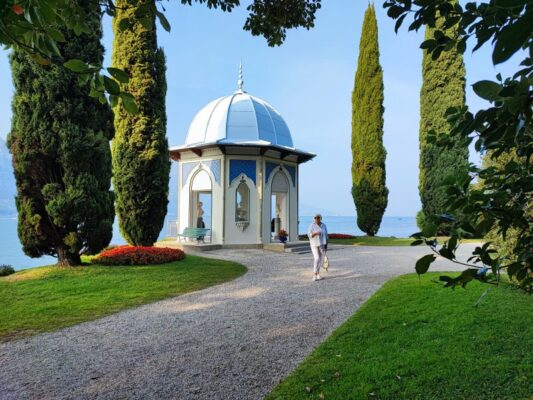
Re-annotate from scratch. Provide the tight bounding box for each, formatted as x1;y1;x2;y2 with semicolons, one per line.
0;255;246;342
326;236;482;246
267;273;532;400
329;236;414;246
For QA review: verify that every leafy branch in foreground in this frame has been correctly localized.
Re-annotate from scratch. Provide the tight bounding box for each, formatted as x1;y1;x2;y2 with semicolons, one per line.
2;0;321;112
383;0;532;290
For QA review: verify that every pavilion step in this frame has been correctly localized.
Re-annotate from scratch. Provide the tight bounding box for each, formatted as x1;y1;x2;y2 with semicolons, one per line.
285;244;311;254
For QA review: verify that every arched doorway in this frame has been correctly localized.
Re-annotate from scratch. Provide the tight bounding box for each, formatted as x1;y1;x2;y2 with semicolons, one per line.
271;170;289;241
190;169;212;233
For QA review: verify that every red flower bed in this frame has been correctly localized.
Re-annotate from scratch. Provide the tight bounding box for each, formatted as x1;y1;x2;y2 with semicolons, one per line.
93;245;186;266
328;233;356;239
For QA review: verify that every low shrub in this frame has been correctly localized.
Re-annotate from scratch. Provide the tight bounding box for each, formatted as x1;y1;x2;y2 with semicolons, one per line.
328;233;356;239
0;265;15;277
92;246;186;266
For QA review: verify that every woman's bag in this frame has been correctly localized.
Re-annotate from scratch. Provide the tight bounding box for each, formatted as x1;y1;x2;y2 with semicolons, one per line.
323;254;330;272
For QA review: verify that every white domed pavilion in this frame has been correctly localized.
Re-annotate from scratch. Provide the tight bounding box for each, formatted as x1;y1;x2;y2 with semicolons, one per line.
169;66;315;245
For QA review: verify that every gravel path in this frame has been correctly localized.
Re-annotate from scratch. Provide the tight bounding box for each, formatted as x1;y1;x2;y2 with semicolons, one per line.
0;245;473;400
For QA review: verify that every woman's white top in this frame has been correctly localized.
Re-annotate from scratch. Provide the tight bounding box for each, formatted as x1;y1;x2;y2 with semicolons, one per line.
307;222;328;247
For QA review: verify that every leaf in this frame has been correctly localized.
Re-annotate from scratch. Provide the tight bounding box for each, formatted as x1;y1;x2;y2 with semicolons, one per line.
415;254;436;275
103;76;120;95
492;13;533;64
109;94;119;108
107;67;129;83
420;39;436;50
439;247;455;260
46;28;65;42
410;239;424;246
394;14;407;33
64;59;90;73
494;0;528;9
472;80;502;101
120;93;138;114
37;1;56;24
156;10;171;32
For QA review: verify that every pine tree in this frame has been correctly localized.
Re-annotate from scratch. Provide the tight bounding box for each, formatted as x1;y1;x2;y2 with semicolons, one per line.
419;17;468;232
7;3;114;266
112;0;170;246
351;4;388;236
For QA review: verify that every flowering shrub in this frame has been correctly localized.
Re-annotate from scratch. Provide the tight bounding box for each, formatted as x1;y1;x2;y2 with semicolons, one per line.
278;229;288;238
93;246;186;266
329;233;356;239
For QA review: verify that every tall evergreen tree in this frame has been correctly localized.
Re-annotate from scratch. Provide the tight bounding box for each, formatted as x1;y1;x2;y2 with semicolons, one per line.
351;4;388;236
112;0;169;246
7;3;114;266
419;17;468;231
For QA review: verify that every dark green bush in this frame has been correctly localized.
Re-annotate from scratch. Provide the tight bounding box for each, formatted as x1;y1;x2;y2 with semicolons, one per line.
0;265;15;276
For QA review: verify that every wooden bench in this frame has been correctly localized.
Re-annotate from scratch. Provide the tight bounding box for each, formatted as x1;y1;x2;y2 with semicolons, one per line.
177;227;210;243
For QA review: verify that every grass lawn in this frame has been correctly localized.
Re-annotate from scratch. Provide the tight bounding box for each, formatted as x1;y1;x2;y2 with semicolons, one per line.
267;273;532;400
0;255;246;342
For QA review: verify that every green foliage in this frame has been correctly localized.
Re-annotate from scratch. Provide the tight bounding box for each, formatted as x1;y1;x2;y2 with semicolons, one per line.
351;4;388;236
384;0;533;290
112;0;170;246
0;1;321;104
7;3;114;266
0;255;246;342
267;273;533;399
483;151;533;285
415;209;426;230
419;18;469;235
0;265;15;277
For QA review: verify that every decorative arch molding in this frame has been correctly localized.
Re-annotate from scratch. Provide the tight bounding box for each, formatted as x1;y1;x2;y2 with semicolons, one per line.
182;159;221;187
265;162;295;188
182;161;199;187
229;159;257;186
189;168;213;191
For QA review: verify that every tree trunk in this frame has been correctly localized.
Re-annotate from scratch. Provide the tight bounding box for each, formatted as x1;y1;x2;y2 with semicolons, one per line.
57;247;82;266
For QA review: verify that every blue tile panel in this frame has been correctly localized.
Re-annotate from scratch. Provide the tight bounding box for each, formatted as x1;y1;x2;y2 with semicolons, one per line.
285;165;296;187
181;161;199;187
265;162;296;187
265;162;279;184
229;159;256;186
181;160;221;187
203;159;221;185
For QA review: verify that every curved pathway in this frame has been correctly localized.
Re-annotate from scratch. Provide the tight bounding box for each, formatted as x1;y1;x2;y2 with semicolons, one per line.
0;245;472;400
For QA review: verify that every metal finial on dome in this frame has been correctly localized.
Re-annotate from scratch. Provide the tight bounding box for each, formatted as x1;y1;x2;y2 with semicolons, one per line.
237;62;244;92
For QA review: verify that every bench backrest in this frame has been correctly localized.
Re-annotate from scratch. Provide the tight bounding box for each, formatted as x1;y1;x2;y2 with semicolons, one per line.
182;227;210;235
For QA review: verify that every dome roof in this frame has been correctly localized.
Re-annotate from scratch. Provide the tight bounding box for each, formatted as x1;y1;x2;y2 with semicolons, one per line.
185;90;294;148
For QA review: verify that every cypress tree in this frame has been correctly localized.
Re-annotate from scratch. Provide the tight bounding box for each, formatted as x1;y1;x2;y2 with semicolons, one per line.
351;4;388;236
419;17;468;231
7;3;114;266
112;0;169;246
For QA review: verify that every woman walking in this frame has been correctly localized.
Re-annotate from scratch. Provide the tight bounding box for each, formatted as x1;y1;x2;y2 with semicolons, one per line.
308;214;328;281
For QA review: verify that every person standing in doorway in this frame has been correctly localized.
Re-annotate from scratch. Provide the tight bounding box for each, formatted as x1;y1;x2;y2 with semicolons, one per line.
308;213;328;281
196;202;205;228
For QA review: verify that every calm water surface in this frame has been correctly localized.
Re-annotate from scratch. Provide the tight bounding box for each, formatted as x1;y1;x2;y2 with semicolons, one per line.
1;216;417;270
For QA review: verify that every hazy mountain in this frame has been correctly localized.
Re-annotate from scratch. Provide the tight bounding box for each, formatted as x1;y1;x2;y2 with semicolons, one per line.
0;138;17;217
299;202;345;217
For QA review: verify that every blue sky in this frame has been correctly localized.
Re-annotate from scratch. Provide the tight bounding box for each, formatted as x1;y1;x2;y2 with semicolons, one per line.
0;1;518;217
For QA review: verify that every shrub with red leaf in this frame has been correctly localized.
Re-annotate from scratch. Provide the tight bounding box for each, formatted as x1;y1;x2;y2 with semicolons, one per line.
93;245;186;266
328;233;356;239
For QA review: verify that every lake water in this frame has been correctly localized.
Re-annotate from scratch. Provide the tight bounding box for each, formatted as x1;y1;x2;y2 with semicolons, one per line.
1;215;417;270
